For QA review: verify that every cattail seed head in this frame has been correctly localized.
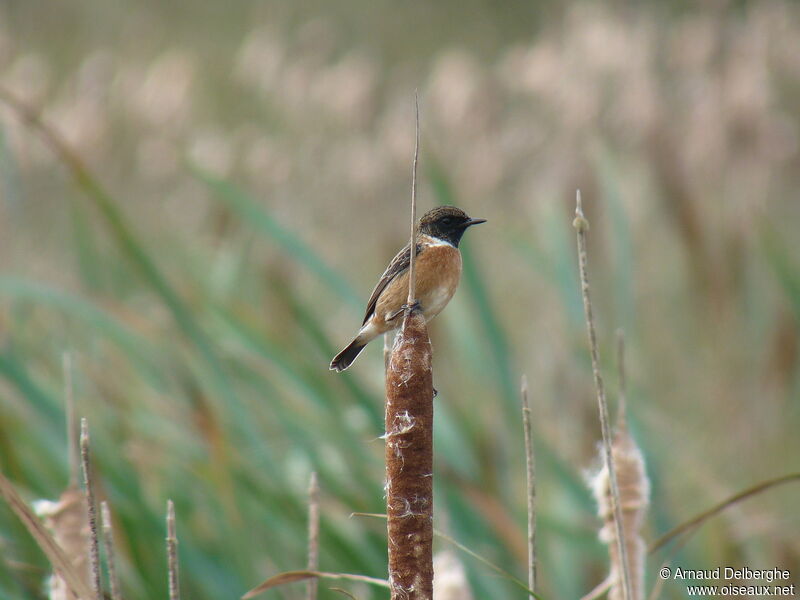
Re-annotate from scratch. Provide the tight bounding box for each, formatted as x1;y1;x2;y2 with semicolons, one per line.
385;310;434;600
590;421;650;600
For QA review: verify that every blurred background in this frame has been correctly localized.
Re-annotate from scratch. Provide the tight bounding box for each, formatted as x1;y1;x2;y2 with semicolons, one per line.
1;0;799;598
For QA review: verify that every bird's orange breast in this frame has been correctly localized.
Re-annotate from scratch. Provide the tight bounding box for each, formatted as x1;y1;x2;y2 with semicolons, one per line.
413;242;462;319
374;240;462;324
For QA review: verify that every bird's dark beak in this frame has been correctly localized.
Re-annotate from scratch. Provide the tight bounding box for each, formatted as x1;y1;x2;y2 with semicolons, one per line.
462;218;487;228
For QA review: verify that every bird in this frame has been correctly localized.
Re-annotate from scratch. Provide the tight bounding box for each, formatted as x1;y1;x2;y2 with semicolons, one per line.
330;205;486;372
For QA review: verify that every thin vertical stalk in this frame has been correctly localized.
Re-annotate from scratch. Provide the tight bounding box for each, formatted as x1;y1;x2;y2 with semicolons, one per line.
407;91;420;306
0;473;94;600
80;419;103;600
166;500;180;600
101;501;122;600
573;191;633;600
520;375;536;595
64;352;78;487
307;472;320;600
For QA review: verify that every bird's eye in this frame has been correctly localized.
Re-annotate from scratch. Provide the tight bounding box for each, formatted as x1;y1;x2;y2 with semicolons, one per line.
442;217;453;225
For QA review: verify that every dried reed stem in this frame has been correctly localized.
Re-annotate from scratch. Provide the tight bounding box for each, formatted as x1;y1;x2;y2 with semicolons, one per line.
307;472;320;600
80;419;103;600
580;576;613;600
41;358;90;600
63;353;78;487
167;500;180;600
520;375;537;595
101;501;122;600
592;434;649;600
407;91;420;306
35;485;91;600
613;330;650;600
244;569;389;599
590;337;650;600
385;310;435;600
573;192;633;600
649;472;800;553
351;512;531;594
0;472;94;600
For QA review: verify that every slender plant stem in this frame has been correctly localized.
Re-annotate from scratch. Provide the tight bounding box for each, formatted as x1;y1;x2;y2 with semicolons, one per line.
307;472;320;600
329;587;359;599
350;512;539;598
63;352;78;487
243;570;390;599
407;91;420;306
580;575;613;600
101;501;122;600
0;85;237;413
649;472;800;553
80;419;103;600
0;471;95;600
573;191;633;600
167;500;180;600
646;472;800;599
520;375;537;595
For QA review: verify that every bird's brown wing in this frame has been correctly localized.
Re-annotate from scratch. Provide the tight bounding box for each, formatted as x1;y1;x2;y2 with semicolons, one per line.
362;242;423;325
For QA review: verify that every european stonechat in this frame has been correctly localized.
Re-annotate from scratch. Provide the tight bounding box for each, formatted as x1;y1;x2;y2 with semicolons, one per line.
330;205;486;372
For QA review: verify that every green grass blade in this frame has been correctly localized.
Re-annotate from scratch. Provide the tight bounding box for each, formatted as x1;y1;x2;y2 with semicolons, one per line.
593;145;636;333
427;160;518;412
0;122;22;211
85;189;228;385
68;196;107;292
0;277;161;378
761;225;800;321
192;167;362;310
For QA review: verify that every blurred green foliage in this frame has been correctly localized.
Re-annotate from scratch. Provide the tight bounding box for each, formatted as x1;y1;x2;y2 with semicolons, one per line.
1;1;799;599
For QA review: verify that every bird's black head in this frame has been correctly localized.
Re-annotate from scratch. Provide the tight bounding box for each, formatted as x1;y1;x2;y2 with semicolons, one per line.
418;206;486;248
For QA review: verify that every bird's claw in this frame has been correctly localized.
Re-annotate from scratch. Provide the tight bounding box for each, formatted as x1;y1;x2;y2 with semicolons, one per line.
387;301;422;322
405;300;422;314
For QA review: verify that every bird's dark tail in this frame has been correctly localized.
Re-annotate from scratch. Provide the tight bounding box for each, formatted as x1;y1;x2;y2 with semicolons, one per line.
330;338;367;372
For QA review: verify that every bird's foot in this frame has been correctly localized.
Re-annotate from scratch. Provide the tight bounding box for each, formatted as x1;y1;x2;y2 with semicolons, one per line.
387;301;422;322
404;300;422;314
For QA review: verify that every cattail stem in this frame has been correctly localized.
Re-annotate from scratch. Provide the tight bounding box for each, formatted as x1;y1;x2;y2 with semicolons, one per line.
385;310;435;600
80;419;103;600
167;500;180;600
101;501;122;600
307;472;320;600
573;192;633;600
520;375;537;595
407;91;420;306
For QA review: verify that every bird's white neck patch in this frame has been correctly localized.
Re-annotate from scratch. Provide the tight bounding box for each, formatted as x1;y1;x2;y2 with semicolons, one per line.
420;235;454;248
